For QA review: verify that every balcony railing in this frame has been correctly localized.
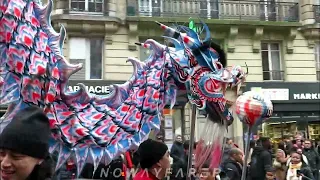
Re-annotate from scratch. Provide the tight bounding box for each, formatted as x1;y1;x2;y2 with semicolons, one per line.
127;0;299;22
314;5;320;23
263;70;285;81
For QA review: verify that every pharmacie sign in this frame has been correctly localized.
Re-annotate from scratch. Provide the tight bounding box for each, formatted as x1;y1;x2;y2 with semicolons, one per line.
69;85;110;94
67;80;124;95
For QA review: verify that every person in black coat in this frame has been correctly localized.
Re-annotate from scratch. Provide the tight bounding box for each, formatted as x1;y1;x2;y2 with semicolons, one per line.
303;139;320;180
170;135;185;164
171;140;197;180
221;148;243;180
248;137;273;180
171;140;189;180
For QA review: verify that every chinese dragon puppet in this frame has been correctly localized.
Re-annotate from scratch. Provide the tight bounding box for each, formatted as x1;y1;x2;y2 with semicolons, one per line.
0;0;247;175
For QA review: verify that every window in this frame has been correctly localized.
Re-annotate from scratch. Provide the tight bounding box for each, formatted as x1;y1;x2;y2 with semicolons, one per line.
315;43;320;81
70;0;103;13
69;37;104;80
261;42;283;81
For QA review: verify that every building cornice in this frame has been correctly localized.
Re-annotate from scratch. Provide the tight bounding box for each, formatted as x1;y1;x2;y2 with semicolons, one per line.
299;23;320;48
51;14;122;35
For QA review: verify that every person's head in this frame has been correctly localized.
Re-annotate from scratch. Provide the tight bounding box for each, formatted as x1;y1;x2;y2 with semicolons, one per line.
297;148;302;154
228;148;243;163
226;138;233;145
278;141;285;150
303;139;312;149
156;134;164;142
199;168;217;180
295;133;303;141
0;106;52;180
290;151;302;164
259;137;271;149
175;135;183;143
296;139;303;146
183;140;196;154
138;139;170;179
276;149;285;159
283;135;289;141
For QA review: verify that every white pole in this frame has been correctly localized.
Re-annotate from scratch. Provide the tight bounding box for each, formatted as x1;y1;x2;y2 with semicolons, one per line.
187;104;197;180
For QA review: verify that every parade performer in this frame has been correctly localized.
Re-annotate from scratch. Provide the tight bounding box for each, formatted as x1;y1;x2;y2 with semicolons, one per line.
0;0;247;176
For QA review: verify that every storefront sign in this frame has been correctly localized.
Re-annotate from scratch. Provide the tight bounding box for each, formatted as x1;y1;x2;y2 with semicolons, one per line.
251;87;289;101
68;85;111;94
67;80;124;95
245;82;320;103
293;93;320;100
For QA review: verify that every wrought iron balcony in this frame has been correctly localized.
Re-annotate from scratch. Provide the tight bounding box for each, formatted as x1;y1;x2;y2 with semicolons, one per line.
314;5;320;23
127;0;299;22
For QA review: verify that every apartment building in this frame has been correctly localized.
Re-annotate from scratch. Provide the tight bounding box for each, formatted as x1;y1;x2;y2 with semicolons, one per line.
1;0;319;147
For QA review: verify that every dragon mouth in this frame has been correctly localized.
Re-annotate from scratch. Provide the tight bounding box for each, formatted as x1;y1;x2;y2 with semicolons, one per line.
203;81;242;126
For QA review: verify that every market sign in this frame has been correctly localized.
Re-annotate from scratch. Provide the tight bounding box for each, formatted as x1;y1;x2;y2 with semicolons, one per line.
293;93;320;100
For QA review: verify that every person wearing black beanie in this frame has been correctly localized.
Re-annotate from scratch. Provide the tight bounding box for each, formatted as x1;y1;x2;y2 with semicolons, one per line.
134;139;170;180
0;106;53;180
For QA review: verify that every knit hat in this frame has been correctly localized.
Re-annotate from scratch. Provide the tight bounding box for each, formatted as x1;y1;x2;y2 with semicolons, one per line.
138;139;168;169
0;106;51;159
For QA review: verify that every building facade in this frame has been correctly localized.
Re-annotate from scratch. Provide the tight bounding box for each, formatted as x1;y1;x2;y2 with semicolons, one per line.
244;82;320;142
49;0;320;147
1;0;319;147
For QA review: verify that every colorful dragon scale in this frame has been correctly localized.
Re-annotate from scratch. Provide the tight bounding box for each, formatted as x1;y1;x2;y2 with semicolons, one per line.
0;0;248;175
0;0;179;174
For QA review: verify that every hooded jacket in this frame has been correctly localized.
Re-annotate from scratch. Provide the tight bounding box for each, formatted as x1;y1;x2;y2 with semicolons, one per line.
248;146;272;179
222;158;242;180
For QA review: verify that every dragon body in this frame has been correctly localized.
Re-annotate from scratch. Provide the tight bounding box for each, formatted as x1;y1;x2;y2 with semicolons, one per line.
0;0;247;175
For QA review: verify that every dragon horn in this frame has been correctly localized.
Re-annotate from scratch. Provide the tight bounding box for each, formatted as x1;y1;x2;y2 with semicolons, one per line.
135;42;151;49
155;21;195;46
199;19;211;43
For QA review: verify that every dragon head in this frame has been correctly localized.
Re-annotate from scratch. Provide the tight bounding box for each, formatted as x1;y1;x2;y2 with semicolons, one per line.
143;21;249;125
